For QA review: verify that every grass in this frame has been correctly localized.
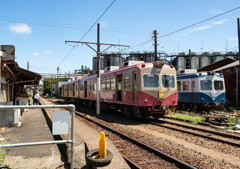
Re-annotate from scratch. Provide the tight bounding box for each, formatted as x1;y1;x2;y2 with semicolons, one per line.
226;117;236;124
172;113;205;124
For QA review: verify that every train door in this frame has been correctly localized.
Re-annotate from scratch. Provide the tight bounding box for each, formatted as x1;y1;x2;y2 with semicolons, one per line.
84;81;87;98
116;74;122;101
132;72;137;103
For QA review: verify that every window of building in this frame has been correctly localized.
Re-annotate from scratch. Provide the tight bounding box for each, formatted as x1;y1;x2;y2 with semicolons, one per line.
124;76;130;90
200;80;212;90
162;75;175;88
177;81;181;91
183;81;189;91
143;74;159;88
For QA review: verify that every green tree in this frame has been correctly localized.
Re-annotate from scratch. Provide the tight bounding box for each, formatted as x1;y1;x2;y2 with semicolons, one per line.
43;78;68;95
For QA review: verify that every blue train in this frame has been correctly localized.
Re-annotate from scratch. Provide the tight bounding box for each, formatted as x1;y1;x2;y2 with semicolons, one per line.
177;69;225;109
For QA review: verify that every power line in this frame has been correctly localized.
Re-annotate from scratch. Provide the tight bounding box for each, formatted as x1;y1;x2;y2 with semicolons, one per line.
0;15;151;33
131;6;240;49
58;0;116;67
158;6;240;39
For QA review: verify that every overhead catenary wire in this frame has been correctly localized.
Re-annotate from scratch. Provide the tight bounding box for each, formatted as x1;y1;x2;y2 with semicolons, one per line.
57;0;116;67
130;6;240;49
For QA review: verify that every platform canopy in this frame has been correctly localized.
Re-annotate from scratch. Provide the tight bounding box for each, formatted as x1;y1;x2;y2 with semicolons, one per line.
2;61;42;85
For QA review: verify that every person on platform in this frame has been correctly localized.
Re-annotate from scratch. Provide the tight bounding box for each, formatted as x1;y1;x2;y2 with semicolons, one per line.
33;90;40;105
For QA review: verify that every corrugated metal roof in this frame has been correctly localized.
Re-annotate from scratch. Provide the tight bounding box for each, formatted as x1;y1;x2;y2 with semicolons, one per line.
213;61;239;72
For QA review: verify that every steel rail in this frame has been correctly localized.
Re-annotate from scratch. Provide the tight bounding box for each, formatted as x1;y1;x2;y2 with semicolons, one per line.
159;118;240;140
152;122;240;147
75;112;195;169
122;155;142;169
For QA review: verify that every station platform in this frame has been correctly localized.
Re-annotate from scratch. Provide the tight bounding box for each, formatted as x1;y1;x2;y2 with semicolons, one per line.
40;98;130;169
1;108;66;169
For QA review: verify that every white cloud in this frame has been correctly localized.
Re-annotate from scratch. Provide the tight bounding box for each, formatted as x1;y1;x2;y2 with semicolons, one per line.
32;52;40;56
228;37;237;41
212;20;225;25
189;25;211;33
171;37;178;41
44;50;52;55
209;9;223;15
9;23;32;34
100;21;109;28
180;32;188;36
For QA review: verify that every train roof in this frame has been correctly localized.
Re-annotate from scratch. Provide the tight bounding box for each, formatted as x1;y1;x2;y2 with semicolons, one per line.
62;62;172;85
177;72;224;80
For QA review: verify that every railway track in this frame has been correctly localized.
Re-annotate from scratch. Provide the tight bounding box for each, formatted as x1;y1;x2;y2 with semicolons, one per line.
45;98;240;168
150;119;240;147
76;111;195;169
46;99;195;169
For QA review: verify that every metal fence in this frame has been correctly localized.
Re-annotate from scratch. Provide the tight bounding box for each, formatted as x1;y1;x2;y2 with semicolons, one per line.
0;104;75;169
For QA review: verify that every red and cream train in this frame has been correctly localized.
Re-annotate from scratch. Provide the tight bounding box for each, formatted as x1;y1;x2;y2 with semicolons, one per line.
61;61;177;118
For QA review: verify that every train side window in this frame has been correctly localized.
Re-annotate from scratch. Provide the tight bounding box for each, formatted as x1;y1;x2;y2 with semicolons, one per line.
124;76;130;90
183;81;189;91
177;81;181;91
90;81;92;91
106;79;110;91
110;78;115;90
87;81;90;90
192;80;195;91
101;80;106;91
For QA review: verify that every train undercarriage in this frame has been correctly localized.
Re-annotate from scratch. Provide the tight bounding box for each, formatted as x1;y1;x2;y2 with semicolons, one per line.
64;97;166;119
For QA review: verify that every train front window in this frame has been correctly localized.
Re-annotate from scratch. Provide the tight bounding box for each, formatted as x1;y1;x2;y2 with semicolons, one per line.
214;80;224;90
162;75;175;88
200;80;212;90
143;74;159;88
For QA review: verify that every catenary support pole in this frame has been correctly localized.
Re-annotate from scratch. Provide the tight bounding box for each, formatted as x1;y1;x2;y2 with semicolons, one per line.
96;23;101;115
154;30;158;61
65;24;129;115
237;18;240;104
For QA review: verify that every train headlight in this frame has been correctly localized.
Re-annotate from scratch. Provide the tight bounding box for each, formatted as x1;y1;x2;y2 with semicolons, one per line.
144;99;148;103
153;61;164;67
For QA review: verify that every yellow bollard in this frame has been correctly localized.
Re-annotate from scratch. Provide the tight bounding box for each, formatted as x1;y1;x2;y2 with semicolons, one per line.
98;131;107;158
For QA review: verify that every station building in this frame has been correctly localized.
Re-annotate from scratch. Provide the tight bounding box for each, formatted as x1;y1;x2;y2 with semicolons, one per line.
0;45;42;127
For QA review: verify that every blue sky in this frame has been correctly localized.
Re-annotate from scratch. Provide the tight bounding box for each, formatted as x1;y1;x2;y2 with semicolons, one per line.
0;0;239;74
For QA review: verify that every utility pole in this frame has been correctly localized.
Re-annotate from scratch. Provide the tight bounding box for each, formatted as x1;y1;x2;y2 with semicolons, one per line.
27;61;29;70
237;17;240;104
0;45;2;102
97;23;101;115
51;75;53;97
65;23;129;115
154;30;158;61
81;65;83;77
57;67;59;78
238;18;240;61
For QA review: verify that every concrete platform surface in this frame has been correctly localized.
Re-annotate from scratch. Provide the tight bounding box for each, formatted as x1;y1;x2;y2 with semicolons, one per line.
1;108;66;169
40;97;130;169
